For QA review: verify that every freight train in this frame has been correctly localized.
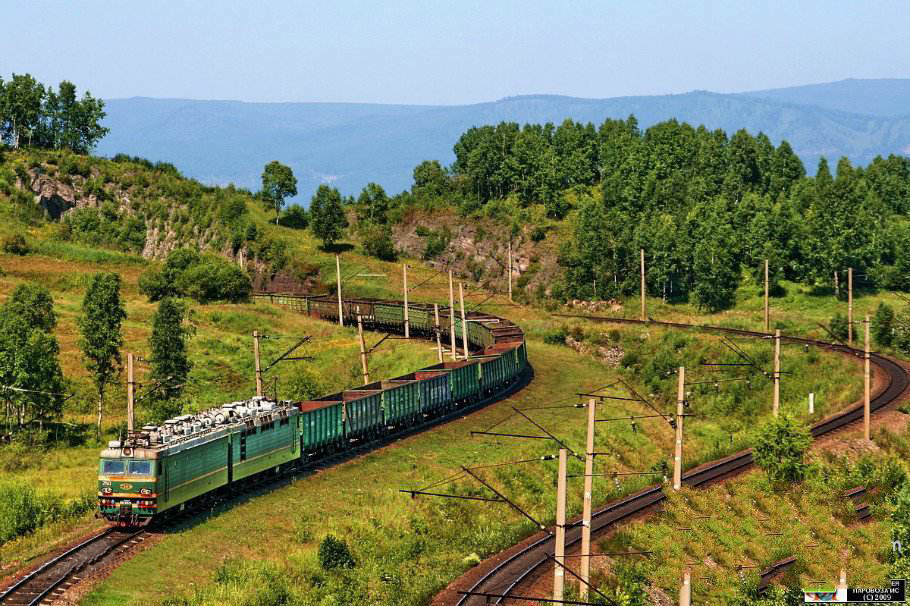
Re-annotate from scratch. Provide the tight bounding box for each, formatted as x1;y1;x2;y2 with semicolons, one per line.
98;295;528;525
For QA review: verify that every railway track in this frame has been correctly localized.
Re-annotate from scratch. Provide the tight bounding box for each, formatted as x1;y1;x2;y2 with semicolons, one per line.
0;528;147;606
453;316;909;606
0;351;534;606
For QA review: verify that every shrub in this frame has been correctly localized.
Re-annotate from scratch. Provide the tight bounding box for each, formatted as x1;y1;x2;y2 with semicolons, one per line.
361;223;397;261
620;350;640;368
2;233;29;255
753;415;812;483
530;226;546;242
543;326;568;345
873;302;895;347
318;535;355;570
0;481;91;544
176;259;251;304
285;367;323;401
828;312;849;343
278;204;308;229
421;227;451;260
139;249;251;304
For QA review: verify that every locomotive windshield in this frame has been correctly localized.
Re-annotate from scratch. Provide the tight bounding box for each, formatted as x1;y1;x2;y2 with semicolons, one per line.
129;461;152;476
101;460;125;475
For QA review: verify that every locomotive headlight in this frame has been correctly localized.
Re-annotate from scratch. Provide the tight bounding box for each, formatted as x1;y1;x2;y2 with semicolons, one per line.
139;488;151;495
102;487;112;495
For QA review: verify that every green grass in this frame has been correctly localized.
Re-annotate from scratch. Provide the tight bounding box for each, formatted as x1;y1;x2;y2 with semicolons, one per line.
593;428;910;603
76;324;866;606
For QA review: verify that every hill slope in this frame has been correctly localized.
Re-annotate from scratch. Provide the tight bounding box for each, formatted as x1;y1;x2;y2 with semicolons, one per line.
741;78;910;117
97;81;910;197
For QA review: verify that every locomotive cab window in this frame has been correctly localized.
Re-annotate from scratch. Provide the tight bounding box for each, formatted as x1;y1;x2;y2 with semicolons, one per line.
129;460;153;476
101;460;125;475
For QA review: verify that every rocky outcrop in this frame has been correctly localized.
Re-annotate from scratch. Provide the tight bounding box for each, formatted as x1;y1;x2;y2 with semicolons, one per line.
29;173;79;219
390;208;561;298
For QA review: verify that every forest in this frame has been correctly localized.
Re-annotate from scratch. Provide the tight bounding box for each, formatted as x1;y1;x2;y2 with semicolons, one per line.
388;117;910;311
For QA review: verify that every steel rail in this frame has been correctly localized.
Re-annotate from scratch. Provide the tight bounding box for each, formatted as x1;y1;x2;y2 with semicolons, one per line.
453;316;908;606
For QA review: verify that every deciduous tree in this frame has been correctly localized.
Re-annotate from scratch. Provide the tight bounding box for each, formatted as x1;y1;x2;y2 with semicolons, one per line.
260;161;298;224
149;298;192;402
78;273;126;436
310;185;348;249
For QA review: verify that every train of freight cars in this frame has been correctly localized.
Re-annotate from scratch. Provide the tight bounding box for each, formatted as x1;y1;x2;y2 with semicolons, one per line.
98;295;528;525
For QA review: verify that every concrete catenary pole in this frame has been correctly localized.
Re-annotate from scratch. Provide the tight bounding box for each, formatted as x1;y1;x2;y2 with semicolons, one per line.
357;315;370;385
507;240;513;303
673;366;685;491
127;353;135;433
553;448;568;602
448;270;457;361
459;282;469;360
580;398;596;596
403;263;410;339
773;330;781;417
252;331;263;397
865;314;871;441
848;267;854;346
764;259;770;332
640;249;646;321
335;254;344;327
679;568;692;606
433;304;443;363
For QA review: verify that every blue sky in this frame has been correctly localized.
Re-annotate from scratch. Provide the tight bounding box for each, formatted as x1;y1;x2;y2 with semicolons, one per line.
1;0;908;104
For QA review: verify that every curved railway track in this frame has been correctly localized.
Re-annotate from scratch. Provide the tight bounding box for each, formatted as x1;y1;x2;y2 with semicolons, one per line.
0;295;533;606
0;528;147;606
453;316;909;606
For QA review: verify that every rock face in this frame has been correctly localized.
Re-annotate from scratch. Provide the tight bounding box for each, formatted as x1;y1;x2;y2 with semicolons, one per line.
29;173;78;219
18;165;222;261
390;208;561;298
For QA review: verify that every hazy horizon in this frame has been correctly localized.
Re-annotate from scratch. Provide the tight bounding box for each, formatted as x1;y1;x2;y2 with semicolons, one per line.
3;1;908;105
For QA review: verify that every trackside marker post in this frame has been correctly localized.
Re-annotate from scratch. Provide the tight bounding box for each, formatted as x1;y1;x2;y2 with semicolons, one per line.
809;392;814;414
554;448;567;602
679;568;692;606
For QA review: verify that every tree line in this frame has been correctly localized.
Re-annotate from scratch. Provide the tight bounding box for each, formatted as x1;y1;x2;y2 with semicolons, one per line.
396;116;910;311
0;73;108;153
1;273;191;440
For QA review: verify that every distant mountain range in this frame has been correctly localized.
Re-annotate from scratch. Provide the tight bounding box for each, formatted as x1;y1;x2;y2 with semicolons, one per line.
96;78;910;201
